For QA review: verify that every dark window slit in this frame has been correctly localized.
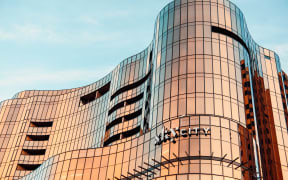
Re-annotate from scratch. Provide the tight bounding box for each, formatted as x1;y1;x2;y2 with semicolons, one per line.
106;109;142;131
17;164;41;171
211;26;250;56
97;82;110;96
110;71;151;101
108;93;144;115
124;109;142;121
122;126;141;138
80;82;110;105
126;93;143;105
108;102;125;115
26;135;50;141
103;134;120;146
264;55;271;60
80;91;96;105
30;121;53;127
149;50;153;62
21;149;46;155
106;117;122;131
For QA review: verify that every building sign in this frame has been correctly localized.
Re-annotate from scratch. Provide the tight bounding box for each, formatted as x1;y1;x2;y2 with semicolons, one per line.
155;127;210;145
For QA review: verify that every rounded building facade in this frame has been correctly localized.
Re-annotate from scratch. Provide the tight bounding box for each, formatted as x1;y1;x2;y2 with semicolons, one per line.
0;0;288;179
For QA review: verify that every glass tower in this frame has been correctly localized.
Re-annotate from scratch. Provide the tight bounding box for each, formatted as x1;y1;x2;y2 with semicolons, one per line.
0;0;287;179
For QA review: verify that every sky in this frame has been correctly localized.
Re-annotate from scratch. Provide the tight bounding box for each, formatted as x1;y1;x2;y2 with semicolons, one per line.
0;0;287;102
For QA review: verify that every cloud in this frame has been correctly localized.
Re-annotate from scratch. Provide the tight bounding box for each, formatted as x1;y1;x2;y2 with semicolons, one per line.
79;16;99;25
14;24;42;37
0;30;16;40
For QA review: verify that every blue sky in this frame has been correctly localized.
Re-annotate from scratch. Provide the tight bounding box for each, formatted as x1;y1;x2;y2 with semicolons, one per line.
0;0;287;102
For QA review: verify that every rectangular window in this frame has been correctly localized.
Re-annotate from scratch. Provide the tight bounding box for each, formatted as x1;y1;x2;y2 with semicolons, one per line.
30;121;53;127
26;135;49;141
122;126;141;138
80;82;110;105
264;55;271;60
21;149;46;156
17;164;41;171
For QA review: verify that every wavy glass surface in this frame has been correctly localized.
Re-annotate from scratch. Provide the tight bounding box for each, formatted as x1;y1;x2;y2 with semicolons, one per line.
0;0;287;179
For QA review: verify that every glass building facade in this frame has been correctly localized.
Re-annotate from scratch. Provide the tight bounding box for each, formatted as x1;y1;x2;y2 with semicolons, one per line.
0;0;287;179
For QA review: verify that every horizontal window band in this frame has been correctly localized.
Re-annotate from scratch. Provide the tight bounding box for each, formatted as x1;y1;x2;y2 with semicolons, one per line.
80;82;110;105
108;93;144;115
80;91;96;105
110;70;151;101
26;135;50;141
106;109;142;131
103;133;120;146
30;121;53;127
17;164;41;171
264;55;271;60
124;109;142;121
122;126;141;138
104;126;141;146
126;93;144;105
21;149;46;156
211;26;250;56
108;102;125;115
106;117;122;131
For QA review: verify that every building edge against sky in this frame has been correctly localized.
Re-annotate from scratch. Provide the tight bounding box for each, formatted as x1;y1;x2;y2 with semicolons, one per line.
0;0;288;179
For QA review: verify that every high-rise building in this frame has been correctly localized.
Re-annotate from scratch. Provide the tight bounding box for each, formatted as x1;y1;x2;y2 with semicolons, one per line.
0;0;287;179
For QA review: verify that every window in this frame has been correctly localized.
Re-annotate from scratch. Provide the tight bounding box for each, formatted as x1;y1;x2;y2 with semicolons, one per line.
110;71;151;100
21;149;46;155
80;82;110;105
30;121;53;127
26;135;49;141
264;55;271;60
124;109;142;121
103;134;120;146
80;91;97;105
108;93;143;115
17;164;41;171
211;26;250;55
122;126;141;138
106;117;122;131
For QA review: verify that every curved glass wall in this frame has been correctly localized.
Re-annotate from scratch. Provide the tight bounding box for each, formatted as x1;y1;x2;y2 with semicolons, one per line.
0;0;287;179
